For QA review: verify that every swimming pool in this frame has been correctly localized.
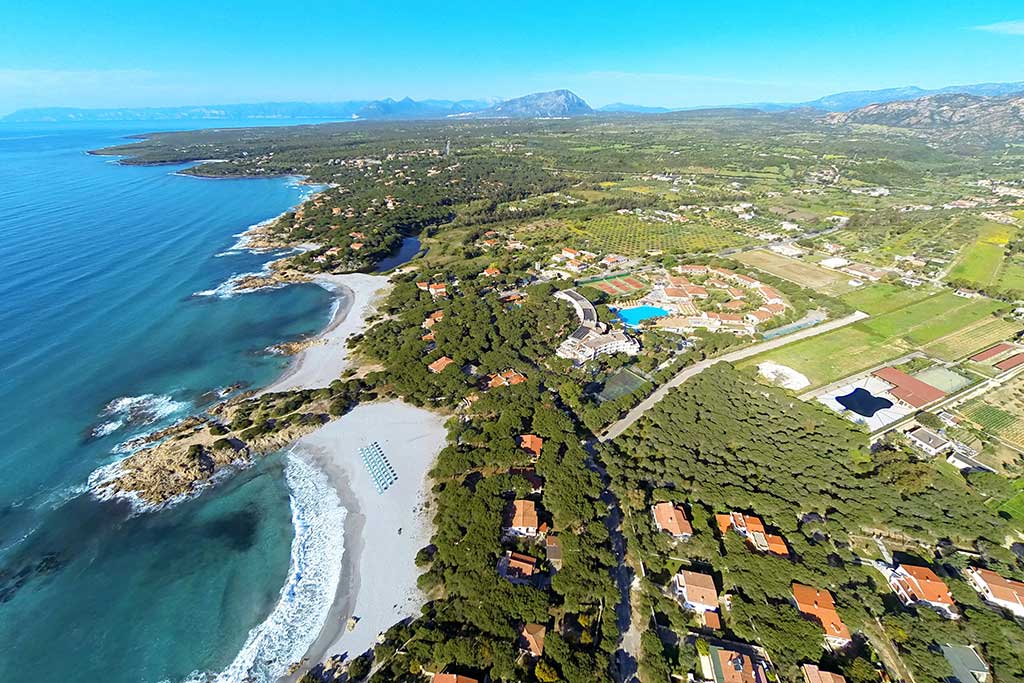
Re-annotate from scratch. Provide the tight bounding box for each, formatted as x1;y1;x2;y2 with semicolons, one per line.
836;387;893;417
616;305;670;327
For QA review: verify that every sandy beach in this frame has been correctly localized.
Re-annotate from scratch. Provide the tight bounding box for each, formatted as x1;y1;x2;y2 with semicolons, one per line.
290;401;448;674
262;272;391;394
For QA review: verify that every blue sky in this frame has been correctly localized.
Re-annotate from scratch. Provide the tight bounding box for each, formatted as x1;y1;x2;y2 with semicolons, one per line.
1;1;1022;114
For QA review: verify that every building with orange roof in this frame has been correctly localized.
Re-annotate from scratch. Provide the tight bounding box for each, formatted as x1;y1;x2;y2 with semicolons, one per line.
717;511;788;556
486;369;527;388
703;645;768;683
517;434;544;460
424;310;445;328
801;664;847;683
886;563;958;619
428;283;448;298
871;367;946;409
434;675;479;683
792;583;852;649
970;343;1014;362
422;331;436;342
498;550;537;584
965;566;1024;618
673;569;720;613
652;502;693;540
482;266;501;277
520;623;546;657
506;500;539;537
428;356;455;374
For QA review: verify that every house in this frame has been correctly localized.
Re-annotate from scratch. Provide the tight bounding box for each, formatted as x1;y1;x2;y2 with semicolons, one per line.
722;300;747;312
482;266;501;277
757;286;785;305
842;263;886;281
801;664;847;683
428;283;449;298
727;287;747;299
886;563;958;619
519;623;546;657
564;258;588;274
433;675;479;683
652;502;693;540
545;536;563;571
497;551;537;585
744;309;773;325
517;434;544;460
703;645;768;683
506;500;539;537
946;449;995;473
792;583;852;649
423;310;445;328
561;247;581;259
716;512;789;556
428;356;455;374
683;285;709;299
676;264;709;275
664;286;691;300
350;242;364;250
872;367;946;409
940;644;990;683
672;570;720;613
762;302;786;315
965;566;1024;618
905;426;952;456
486;369;527;388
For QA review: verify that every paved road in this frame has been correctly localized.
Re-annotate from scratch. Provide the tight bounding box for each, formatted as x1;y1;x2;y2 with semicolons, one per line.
598;310;870;441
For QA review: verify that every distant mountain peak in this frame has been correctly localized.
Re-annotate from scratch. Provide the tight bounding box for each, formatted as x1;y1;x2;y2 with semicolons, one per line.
468;89;593;118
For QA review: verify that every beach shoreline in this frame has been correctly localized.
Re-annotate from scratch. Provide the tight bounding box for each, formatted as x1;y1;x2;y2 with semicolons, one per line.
261;272;392;395
287;402;447;678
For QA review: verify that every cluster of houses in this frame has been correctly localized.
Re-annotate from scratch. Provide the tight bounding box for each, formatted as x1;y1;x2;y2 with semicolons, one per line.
647;500;1021;683
642;265;791;337
547;247;631;277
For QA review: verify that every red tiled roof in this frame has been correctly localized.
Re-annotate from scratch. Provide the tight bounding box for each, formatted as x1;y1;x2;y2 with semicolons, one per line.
872;367;946;408
897;564;955;606
517;434;544;458
702;610;721;630
428;356;455;373
510;500;538;529
652;502;693;537
520;623;546;657
802;664;847;683
971;342;1014;362
679;570;718;608
435;675;479;683
969;567;1024;610
792;583;851;642
995;353;1024;372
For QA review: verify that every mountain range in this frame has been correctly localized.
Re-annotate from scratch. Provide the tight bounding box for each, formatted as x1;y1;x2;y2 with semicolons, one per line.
5;80;1024;123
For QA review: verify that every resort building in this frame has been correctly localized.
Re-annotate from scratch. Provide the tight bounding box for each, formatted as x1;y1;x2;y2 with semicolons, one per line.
497;551;538;585
700;644;769;683
871;367;946;409
965;566;1024;617
517;434;544;460
801;664;847;683
940;644;990;683
672;569;720;613
884;563;958;619
555;288;640;362
506;500;539;537
717;512;789;556
652;502;693;540
428;356;455;374
519;623;546;657
791;583;852;649
905;426;952;456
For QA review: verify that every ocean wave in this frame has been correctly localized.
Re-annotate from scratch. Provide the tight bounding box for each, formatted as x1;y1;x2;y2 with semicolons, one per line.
176;452;346;683
90;393;188;439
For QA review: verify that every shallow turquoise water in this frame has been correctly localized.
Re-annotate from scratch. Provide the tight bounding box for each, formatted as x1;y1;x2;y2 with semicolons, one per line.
0;121;337;682
616;305;670;327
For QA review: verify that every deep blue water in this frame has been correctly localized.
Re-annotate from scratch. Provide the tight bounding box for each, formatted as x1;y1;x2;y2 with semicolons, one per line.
0;121;341;682
616;305;669;327
836;387;893;417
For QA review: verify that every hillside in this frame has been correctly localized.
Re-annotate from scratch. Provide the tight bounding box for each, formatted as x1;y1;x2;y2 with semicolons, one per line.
468;89;593;118
825;92;1024;143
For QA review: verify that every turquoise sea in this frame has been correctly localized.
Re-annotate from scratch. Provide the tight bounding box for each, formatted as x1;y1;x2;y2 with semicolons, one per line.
0;121;348;682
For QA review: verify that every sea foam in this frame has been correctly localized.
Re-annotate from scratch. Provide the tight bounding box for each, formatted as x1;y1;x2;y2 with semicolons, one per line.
91;393;188;439
177;452;346;683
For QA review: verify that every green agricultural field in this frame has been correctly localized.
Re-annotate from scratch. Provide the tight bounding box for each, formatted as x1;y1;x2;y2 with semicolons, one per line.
959;375;1024;449
998;491;1024;522
923;315;1021;361
840;283;932;315
745;291;1006;388
566;212;749;256
947;221;1014;288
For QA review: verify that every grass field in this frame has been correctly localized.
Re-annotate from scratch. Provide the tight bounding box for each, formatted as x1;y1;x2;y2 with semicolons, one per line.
998;492;1024;522
840;283;934;315
744;291;1007;388
947;222;1014;288
736;249;849;294
922;315;1021;361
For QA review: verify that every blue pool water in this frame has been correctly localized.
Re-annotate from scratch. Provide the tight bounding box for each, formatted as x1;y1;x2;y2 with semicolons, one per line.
0;121;346;682
616;305;670;327
836;387;893;417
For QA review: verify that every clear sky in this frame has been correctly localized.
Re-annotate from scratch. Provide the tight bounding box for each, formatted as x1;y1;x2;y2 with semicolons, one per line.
1;0;1023;114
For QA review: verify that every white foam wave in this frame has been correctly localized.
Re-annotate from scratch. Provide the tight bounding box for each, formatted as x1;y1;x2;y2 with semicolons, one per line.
91;393;188;438
175;452;346;683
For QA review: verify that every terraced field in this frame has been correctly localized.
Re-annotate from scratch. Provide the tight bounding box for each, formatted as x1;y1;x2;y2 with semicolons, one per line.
923;315;1021;361
959;374;1024;449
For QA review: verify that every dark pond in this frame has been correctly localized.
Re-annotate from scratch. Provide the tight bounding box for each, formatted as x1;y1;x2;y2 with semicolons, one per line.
373;235;422;272
836;387;892;417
